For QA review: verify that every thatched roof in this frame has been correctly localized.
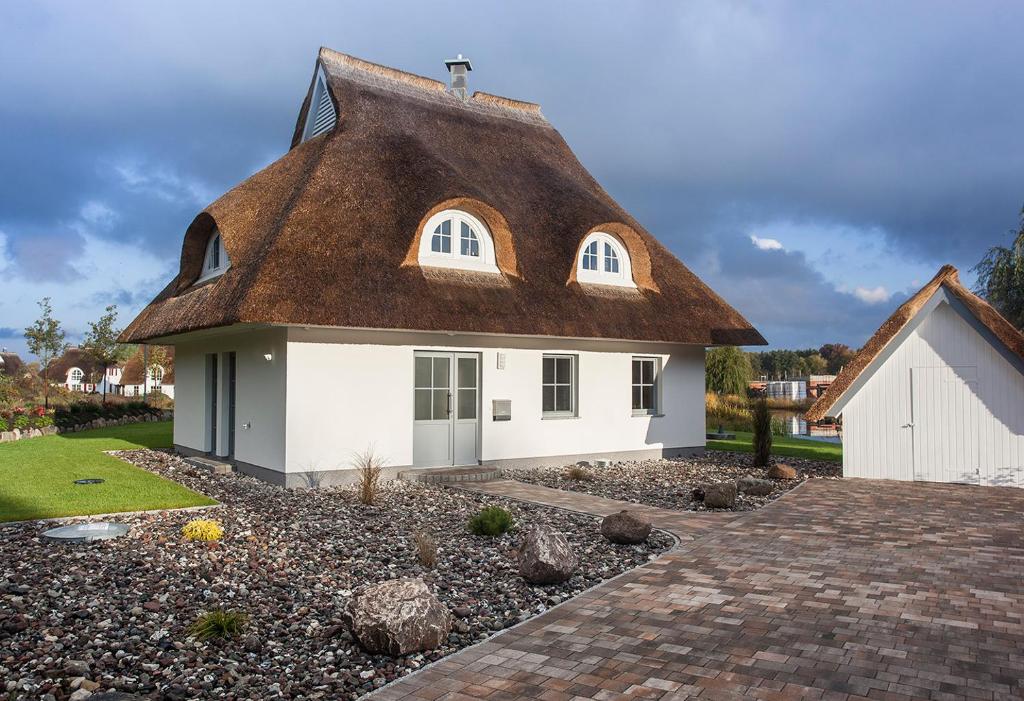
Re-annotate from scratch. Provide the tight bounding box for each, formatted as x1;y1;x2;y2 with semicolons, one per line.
0;352;24;376
45;348;103;383
120;346;175;385
806;265;1024;421
121;48;765;347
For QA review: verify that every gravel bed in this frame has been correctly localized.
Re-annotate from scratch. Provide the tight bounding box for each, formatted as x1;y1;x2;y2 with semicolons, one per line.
505;451;842;512
0;449;673;700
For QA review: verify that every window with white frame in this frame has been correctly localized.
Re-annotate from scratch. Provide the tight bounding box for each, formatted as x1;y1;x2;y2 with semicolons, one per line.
631;357;660;415
198;228;230;283
69;367;83;391
542;354;577;417
577;232;635;287
417;210;500;273
149;365;164;392
301;66;338;142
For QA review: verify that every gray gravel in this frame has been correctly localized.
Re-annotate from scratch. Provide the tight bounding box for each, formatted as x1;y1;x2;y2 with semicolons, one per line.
505;451;841;512
0;449;672;700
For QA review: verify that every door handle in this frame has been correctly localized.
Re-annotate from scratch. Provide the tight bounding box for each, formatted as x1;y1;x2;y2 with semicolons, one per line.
447;392;452;417
902;422;914;428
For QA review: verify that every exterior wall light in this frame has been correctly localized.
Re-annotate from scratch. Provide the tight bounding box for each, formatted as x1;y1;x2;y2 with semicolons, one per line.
264;353;273;362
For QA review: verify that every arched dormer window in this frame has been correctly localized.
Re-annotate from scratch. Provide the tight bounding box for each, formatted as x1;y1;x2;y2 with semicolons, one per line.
198;228;230;283
417;210;499;273
69;368;83;383
577;232;635;287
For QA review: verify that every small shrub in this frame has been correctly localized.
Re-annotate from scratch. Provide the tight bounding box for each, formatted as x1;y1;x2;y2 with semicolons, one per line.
564;465;592;481
751;397;773;467
188;608;248;641
413;531;437;568
353;447;384;506
468;506;514;536
182;519;224;542
12;415;29;431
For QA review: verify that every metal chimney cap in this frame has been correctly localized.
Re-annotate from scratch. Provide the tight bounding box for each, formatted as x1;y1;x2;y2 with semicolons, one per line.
444;53;473;72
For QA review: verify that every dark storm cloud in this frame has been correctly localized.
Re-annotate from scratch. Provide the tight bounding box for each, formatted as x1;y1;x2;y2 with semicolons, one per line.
1;0;1022;351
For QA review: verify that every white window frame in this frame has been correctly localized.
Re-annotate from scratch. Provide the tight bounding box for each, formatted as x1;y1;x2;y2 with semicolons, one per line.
542;354;578;418
577;232;636;288
631;356;661;416
417;210;500;273
69;367;84;383
197;229;230;283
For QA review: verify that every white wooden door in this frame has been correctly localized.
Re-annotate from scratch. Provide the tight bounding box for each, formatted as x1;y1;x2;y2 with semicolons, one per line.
911;366;981;484
413;352;480;468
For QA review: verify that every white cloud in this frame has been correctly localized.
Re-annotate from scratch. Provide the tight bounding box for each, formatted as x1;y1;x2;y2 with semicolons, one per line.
111;159;214;207
750;234;783;251
0;230;10;273
79;200;118;228
852;285;890;304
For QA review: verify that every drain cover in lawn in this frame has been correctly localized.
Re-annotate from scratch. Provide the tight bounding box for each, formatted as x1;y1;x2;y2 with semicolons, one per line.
42;522;129;543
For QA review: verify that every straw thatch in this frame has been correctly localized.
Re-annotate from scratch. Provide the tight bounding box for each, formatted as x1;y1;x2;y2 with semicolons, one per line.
121;48;765;347
0;352;24;377
45;348;103;384
806;265;1024;421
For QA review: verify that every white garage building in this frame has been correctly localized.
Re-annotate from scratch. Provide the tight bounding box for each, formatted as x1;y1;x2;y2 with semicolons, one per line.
119;48;765;486
807;265;1024;487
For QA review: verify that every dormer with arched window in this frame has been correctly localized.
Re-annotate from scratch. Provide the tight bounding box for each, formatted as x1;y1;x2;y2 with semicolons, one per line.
576;231;636;288
198;228;230;283
417;210;499;273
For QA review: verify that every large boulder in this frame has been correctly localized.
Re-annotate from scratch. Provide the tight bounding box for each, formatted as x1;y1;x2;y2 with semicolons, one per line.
518;525;578;584
737;476;774;497
702;481;737;509
768;463;798;480
600;510;652;544
347;579;452;655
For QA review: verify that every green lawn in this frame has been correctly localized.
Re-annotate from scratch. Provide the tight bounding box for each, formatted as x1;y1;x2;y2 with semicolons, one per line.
706;430;842;462
0;421;216;523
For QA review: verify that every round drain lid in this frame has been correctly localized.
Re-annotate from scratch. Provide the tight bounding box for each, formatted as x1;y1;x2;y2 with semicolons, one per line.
74;478;105;485
42;522;129;543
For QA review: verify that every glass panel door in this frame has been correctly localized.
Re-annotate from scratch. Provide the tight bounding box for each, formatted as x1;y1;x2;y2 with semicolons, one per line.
413;352;453;467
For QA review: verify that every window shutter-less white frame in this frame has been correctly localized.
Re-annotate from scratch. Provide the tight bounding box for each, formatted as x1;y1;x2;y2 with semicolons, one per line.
303;65;337;141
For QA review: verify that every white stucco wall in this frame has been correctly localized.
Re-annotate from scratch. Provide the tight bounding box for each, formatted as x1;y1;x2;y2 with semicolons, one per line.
843;300;1024;486
172;328;287;472
284;328;706;475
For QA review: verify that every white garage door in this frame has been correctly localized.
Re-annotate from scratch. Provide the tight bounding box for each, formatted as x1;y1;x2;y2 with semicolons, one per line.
911;366;980;484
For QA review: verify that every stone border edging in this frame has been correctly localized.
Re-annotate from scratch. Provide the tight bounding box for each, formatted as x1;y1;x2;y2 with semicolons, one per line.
0;503;221;529
0;411;174;444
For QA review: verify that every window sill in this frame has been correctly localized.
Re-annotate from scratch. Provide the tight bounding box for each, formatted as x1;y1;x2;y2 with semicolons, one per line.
632;412;664;418
542;414;580;421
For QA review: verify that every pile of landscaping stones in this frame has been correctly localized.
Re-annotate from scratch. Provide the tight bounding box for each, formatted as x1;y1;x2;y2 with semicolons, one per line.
0;449;672;700
506;452;841;512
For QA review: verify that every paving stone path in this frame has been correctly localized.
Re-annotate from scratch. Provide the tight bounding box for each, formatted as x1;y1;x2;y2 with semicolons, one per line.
372;478;1024;700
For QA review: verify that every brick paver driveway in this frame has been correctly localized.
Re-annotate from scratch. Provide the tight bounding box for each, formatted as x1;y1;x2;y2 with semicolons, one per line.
375;479;1024;700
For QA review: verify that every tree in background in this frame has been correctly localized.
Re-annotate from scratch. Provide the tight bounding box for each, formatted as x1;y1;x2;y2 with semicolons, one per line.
706;346;751;395
81;305;122;403
746;351;762;380
973;208;1024;330
818;343;856;374
24;297;68;409
802;353;828;375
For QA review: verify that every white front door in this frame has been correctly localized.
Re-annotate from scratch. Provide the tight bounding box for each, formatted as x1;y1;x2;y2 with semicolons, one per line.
413;352;480;467
911;366;981;484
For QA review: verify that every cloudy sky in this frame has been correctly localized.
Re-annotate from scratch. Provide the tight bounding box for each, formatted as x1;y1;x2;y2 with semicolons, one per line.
2;1;1022;359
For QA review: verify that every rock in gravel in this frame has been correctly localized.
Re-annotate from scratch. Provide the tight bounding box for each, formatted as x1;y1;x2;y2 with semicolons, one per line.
69;690;92;701
702;481;737;509
769;463;798;480
737;476;774;497
347;579;452;655
2;614;28;633
63;660;91;677
600;511;652;544
91;694;145;701
518;525;578;584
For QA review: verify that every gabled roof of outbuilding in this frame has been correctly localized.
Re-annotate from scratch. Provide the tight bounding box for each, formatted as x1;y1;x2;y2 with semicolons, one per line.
806;265;1024;421
120;48;765;347
0;352;24;376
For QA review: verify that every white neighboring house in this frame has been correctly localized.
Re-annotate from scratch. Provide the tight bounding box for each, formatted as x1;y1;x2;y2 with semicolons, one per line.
119;347;175;399
808;265;1024;488
120;48;765;487
47;348;103;393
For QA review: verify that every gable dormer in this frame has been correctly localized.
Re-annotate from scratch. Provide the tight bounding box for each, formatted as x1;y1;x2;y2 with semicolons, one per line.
301;64;337;142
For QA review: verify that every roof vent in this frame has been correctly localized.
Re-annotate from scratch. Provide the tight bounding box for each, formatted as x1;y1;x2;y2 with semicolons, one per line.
444;54;473;99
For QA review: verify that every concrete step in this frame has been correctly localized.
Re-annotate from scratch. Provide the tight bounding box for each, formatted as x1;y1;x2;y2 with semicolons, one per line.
183;456;234;475
398;466;502;484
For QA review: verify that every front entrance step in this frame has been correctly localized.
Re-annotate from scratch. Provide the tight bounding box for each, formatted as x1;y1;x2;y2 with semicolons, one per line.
399;466;502;485
183;456;233;476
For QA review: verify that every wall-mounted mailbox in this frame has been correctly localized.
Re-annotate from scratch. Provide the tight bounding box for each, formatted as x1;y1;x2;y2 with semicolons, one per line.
492;399;511;421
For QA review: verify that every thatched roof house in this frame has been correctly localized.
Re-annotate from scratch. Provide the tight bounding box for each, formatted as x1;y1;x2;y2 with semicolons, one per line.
122;48;765;487
807;265;1024;487
45;347;103;388
0;352;24;377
